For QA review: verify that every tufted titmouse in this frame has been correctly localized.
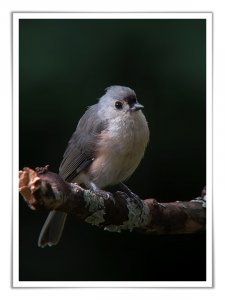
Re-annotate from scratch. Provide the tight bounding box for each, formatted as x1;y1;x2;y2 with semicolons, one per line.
38;86;149;247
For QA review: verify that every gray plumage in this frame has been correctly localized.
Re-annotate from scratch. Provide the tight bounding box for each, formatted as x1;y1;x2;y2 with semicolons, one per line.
38;211;67;247
59;105;108;182
38;85;149;247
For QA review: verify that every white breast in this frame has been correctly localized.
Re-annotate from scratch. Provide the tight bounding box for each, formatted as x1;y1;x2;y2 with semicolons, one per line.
87;111;149;188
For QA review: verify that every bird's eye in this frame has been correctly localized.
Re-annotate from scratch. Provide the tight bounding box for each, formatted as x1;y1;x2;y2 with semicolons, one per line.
115;101;123;109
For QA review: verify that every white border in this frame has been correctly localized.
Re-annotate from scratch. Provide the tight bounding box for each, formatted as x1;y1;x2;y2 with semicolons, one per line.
13;12;212;288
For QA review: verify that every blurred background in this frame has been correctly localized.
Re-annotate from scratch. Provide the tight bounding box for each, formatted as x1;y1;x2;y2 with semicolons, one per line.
19;18;206;281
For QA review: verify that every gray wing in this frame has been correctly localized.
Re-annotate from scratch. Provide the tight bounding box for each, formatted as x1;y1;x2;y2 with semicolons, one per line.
59;104;108;182
38;105;107;247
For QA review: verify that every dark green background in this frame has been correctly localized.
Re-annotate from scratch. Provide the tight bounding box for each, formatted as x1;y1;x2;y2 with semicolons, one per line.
19;19;206;281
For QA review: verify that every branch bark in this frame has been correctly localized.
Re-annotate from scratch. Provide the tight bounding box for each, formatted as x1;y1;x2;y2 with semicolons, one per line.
19;166;206;234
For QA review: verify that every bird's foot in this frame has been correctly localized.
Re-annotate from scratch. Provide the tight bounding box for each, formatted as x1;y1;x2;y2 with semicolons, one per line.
119;182;144;209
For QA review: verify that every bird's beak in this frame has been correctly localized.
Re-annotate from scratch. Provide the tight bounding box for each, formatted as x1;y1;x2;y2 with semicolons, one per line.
131;103;144;111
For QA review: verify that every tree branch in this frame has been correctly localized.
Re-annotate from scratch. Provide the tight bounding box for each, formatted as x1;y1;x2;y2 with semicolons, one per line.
19;166;206;234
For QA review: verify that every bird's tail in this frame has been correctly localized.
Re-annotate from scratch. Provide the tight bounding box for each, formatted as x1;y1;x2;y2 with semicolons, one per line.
38;211;67;247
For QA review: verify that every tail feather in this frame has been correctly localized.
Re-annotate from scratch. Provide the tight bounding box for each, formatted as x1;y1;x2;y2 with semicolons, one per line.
38;211;67;247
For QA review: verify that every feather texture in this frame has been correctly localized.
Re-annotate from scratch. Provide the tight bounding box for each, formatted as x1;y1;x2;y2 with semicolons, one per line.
59;105;108;182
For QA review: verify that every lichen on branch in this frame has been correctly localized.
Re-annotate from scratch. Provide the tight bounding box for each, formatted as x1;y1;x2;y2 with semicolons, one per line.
19;166;206;235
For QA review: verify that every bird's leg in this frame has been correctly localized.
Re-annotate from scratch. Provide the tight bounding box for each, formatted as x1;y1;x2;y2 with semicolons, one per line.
118;182;143;209
85;181;99;191
85;181;110;200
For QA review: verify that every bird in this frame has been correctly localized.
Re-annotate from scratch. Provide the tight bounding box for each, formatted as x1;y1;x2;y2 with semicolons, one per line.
38;85;150;247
